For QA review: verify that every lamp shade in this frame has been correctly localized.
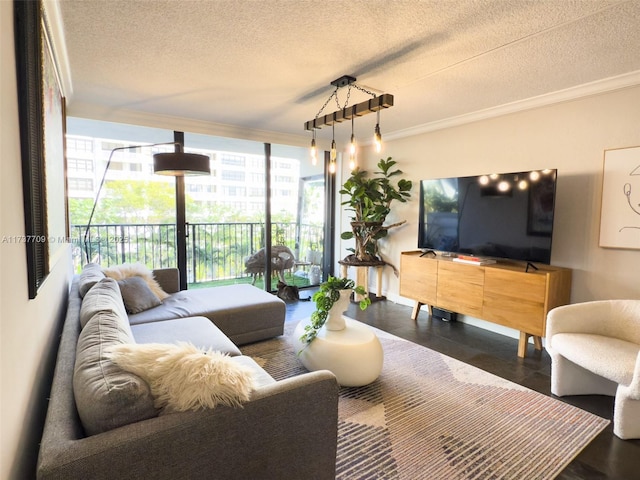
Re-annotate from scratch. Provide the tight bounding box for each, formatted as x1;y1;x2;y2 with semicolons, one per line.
153;152;210;176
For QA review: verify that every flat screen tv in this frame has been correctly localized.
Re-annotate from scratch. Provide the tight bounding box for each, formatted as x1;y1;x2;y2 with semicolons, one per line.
418;169;557;264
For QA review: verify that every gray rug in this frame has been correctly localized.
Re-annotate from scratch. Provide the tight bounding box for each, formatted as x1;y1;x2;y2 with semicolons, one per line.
240;322;609;479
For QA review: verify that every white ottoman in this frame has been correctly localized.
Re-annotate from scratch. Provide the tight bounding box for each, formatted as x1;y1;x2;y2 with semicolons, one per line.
292;317;383;387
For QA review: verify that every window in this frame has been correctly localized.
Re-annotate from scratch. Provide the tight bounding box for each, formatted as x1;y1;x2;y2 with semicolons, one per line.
68;158;93;172
276;160;293;169
67;137;93;153
102;141;126;152
69;178;93;191
247;157;263;169
250;172;265;183
221;154;245;167
222;186;246;196
221;170;246;182
187;184;203;193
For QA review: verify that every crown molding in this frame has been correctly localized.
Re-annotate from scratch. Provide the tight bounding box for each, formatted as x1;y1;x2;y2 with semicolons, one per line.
386;70;640;142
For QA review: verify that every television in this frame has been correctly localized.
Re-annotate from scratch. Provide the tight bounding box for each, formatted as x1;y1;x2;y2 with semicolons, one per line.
418;169;557;264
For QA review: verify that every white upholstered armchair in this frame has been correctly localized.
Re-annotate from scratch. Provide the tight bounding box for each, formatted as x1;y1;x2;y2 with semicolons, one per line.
546;300;640;439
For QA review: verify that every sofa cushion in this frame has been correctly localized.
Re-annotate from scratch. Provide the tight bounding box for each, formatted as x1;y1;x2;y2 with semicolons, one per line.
552;332;639;385
103;262;169;300
74;305;158;436
230;355;276;388
107;342;256;412
130;316;242;356
79;278;130;330
128;284;285;345
78;263;105;298
117;276;163;314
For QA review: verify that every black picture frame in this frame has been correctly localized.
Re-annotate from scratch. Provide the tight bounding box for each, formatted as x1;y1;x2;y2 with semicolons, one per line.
14;0;67;298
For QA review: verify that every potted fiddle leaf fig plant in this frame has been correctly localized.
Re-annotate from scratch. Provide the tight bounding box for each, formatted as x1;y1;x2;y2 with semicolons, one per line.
340;157;412;264
299;276;370;347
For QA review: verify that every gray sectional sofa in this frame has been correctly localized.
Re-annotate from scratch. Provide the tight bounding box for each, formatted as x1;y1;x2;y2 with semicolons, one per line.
37;266;339;479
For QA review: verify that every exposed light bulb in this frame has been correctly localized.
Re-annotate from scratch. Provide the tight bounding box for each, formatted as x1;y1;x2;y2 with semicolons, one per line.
374;109;382;153
329;161;336;174
479;175;489;185
349;132;356;170
330;124;337;162
310;137;317;166
498;180;510;192
374;123;382;153
529;171;540;181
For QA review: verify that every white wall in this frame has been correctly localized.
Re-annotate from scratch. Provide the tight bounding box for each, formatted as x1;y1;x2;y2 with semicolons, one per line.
1;3;73;478
344;85;640;322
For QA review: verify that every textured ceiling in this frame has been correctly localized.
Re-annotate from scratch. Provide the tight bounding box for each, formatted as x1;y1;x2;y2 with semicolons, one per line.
54;0;640;146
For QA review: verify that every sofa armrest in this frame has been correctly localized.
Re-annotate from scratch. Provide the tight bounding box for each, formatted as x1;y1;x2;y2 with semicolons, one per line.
152;268;180;294
37;370;339;480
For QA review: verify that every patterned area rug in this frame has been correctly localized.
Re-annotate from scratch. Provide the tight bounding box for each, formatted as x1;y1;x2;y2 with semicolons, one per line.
240;323;609;480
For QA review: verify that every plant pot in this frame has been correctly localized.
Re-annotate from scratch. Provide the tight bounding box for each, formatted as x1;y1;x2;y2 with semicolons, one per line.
350;221;384;263
325;289;351;331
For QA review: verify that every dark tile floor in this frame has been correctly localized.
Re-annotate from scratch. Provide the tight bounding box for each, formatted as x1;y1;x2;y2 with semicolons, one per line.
285;296;640;480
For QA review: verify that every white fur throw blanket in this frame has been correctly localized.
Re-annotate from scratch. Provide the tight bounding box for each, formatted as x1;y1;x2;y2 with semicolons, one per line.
107;343;256;411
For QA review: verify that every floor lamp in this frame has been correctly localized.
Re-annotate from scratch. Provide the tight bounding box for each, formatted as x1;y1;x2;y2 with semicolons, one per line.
83;141;210;289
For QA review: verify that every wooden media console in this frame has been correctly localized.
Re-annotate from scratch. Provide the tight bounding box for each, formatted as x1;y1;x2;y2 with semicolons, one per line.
399;250;572;357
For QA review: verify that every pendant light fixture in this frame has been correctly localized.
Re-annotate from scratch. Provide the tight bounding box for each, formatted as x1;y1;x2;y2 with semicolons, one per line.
305;75;393;172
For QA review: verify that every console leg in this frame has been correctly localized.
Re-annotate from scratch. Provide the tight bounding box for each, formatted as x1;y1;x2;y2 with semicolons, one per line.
533;336;543;351
411;301;423;321
518;332;528;358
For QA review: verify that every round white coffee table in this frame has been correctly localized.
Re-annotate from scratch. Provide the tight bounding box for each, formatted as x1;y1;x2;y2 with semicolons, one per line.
292;318;383;387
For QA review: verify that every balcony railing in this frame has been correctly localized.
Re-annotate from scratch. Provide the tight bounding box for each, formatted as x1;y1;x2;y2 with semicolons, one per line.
71;222;324;286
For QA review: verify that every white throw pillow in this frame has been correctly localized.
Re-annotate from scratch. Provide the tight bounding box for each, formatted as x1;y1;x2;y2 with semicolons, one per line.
103;263;169;300
107;343;256;412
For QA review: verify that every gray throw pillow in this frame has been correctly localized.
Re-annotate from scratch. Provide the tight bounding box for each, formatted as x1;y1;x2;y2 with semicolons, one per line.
117;276;162;314
74;309;158;436
80;278;129;330
78;263;105;298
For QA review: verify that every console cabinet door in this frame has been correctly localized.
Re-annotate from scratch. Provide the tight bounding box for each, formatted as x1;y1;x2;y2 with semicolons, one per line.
400;254;437;305
482;269;547;335
437;262;484;317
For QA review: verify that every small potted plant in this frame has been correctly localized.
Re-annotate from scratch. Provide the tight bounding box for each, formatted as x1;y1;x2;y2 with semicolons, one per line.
340;157;412;264
299;276;371;347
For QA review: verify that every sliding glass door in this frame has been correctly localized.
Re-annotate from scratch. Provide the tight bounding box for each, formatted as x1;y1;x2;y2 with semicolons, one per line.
66;117;331;292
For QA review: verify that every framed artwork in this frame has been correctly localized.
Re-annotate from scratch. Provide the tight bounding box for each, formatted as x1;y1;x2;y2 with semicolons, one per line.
599;146;640;249
14;0;67;298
